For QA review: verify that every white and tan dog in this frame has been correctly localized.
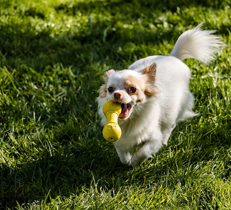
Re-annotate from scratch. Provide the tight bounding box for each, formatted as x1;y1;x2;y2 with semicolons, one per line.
97;24;222;167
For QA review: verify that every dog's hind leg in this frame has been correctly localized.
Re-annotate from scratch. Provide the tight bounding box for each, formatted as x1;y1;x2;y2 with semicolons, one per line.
162;123;176;145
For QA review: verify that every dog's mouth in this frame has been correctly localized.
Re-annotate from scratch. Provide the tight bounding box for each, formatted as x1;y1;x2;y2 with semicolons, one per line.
119;103;132;119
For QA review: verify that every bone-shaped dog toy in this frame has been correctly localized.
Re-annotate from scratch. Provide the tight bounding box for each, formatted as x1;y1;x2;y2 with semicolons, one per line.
103;100;122;142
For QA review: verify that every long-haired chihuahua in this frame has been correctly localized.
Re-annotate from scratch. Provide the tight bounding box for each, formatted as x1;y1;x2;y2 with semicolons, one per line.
97;24;223;167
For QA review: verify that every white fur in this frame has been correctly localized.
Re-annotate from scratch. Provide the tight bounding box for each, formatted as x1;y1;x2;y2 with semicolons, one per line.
97;24;222;167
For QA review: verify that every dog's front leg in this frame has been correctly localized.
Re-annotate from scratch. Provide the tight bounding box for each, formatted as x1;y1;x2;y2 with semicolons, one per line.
130;133;163;167
115;148;132;165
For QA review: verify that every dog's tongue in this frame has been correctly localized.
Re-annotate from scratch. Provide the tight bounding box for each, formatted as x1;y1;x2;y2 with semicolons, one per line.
119;104;129;118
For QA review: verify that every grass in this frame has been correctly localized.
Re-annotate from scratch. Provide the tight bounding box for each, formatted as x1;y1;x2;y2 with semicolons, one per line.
0;0;230;209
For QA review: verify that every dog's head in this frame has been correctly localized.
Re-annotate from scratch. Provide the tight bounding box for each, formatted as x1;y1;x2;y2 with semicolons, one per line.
99;63;158;120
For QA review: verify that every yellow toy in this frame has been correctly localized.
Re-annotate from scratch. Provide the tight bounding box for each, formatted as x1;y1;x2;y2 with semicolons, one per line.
103;100;122;142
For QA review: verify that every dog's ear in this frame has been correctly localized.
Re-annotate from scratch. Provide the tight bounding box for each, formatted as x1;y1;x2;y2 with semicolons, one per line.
142;63;156;81
99;84;107;98
99;69;115;98
103;69;115;82
142;63;158;97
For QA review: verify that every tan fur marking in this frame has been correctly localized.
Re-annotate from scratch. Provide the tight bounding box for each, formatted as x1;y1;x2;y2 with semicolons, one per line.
143;63;156;82
99;83;107;98
103;69;115;82
124;75;146;102
142;63;158;97
99;69;115;98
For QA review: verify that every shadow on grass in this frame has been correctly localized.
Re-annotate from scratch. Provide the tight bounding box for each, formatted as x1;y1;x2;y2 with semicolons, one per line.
1;1;230;71
55;0;228;14
0;0;230;209
1;119;230;209
0;143;127;208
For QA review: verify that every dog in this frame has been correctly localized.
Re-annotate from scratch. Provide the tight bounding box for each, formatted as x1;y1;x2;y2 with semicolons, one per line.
97;24;223;167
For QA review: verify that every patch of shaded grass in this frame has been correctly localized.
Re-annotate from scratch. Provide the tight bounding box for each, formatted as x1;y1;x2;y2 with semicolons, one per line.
0;0;230;209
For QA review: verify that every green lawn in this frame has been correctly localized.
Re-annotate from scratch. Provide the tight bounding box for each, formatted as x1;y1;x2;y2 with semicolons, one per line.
0;0;230;209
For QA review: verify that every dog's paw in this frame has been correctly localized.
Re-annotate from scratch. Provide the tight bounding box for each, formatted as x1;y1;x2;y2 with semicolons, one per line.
130;156;141;167
119;153;132;165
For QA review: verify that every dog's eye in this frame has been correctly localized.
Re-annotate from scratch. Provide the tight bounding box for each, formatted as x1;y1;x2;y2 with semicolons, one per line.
108;86;115;93
129;87;136;93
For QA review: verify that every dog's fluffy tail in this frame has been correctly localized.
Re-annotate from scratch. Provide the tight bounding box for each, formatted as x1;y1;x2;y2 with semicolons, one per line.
170;23;223;64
